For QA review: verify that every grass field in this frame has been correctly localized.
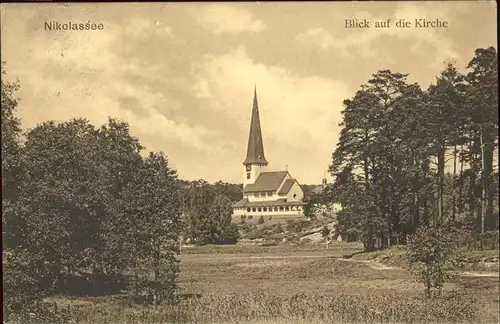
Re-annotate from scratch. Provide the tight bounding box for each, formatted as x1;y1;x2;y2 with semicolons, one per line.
49;242;498;324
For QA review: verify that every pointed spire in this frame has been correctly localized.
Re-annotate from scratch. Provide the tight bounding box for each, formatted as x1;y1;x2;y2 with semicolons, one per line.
243;86;268;165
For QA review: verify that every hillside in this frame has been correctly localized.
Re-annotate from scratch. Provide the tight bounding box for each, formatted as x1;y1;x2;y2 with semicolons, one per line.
237;215;336;243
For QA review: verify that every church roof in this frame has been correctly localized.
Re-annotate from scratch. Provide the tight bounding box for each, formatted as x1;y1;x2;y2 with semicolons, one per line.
278;179;297;195
243;86;268;165
232;198;304;208
242;171;289;193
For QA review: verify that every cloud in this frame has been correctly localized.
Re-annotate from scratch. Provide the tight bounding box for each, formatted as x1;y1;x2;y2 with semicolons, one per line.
296;2;459;66
7;18;209;153
188;4;265;35
123;17;173;37
295;28;336;51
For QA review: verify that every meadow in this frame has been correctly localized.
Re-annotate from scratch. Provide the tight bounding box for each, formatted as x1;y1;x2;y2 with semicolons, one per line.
44;242;499;324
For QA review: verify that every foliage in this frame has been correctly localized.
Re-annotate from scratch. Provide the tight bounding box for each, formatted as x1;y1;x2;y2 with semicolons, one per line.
327;47;499;252
212;180;243;202
219;223;240;245
183;186;239;245
407;226;464;297
1;66;183;320
258;215;265;224
121;152;182;304
1;62;22;204
321;226;330;238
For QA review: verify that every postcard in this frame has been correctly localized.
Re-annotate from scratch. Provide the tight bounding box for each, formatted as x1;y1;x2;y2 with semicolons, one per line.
2;2;498;324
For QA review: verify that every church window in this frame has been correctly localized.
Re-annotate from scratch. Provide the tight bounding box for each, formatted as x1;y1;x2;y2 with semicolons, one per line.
247;208;251;212
274;207;278;212
252;208;256;212
258;207;262;212
247;172;251;179
255;192;260;197
263;207;267;212
293;194;297;199
279;206;284;211
285;206;290;211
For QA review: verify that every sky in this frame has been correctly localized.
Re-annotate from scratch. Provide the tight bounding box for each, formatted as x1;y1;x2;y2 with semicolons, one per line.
1;1;497;184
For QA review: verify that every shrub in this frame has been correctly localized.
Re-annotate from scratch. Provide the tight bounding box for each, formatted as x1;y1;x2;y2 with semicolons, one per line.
258;215;265;225
407;226;463;298
3;249;73;323
321;225;330;238
219;223;240;245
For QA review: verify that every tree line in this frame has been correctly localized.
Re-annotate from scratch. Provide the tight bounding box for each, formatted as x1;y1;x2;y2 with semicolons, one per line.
328;47;498;251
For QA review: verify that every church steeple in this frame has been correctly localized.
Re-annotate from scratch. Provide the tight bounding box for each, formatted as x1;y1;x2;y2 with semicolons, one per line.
243;86;268;165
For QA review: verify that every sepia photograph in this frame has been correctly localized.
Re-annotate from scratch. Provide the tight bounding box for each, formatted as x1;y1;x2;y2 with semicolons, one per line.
1;1;498;323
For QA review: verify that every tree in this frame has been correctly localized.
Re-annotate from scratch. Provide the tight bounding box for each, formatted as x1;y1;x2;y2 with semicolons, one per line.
465;47;498;233
213;180;243;202
427;62;468;227
303;190;323;217
121;152;182;304
2;63;23;250
182;180;216;242
1;62;22;204
205;194;236;244
10;119;103;294
11;118;145;286
407;226;463;298
321;225;330;238
183;181;240;245
330;70;427;250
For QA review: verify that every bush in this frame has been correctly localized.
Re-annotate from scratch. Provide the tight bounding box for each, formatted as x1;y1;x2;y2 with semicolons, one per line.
258;215;265;225
321;225;330;238
219;223;240;245
407;226;463;298
3;249;73;323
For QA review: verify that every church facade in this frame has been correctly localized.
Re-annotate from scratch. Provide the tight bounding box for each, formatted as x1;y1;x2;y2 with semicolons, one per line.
232;88;305;220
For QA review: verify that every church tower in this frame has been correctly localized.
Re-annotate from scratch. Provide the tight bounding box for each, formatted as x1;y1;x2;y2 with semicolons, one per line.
243;86;268;187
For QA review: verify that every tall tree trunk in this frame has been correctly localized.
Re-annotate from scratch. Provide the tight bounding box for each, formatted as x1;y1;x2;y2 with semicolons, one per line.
468;138;477;228
154;247;160;305
437;145;446;227
483;132;495;230
364;131;370;190
134;268;139;299
414;192;419;231
458;144;464;214
452;144;457;222
480;131;486;240
412;155;419;232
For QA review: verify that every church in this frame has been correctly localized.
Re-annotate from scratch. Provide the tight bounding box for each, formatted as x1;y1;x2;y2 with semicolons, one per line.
232;88;305;220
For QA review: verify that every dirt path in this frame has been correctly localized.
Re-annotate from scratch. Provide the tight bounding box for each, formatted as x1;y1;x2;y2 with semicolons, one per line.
342;258;499;278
